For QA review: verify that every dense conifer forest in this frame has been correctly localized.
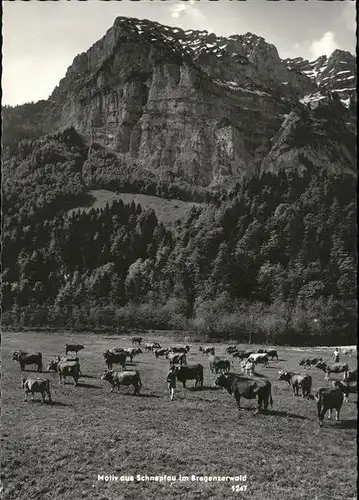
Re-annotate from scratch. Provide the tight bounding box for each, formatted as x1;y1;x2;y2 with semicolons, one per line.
2;127;356;344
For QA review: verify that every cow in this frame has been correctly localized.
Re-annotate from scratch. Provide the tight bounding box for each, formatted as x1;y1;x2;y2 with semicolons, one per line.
175;365;204;388
299;357;322;367
124;348;142;362
154;348;169;358
278;371;312;398
101;370;142;395
208;355;221;374
21;376;52;404
210;358;231;374
257;349;278;360
168;352;187;367
332;380;357;403
240;360;255;376
343;369;357;383
169;346;189;354
64;344;84;355
226;345;238;354
248;353;269;367
232;350;253;361
199;346;215;356
47;356;82;376
103;350;126;370
315;362;349;380
57;359;81;386
132;337;143;345
314;388;344;427
13;351;42;372
113;347;125;353
144;342;161;351
215;373;273;413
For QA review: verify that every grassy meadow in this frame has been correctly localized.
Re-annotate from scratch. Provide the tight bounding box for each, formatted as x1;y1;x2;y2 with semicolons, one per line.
1;331;357;500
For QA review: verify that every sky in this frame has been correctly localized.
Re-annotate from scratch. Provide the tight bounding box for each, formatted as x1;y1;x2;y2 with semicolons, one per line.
2;0;356;106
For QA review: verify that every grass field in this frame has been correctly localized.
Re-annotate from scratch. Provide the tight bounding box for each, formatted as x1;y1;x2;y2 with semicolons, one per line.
67;190;205;227
1;331;357;500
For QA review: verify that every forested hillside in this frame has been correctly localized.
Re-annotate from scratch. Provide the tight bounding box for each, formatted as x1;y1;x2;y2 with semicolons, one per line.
2;128;356;345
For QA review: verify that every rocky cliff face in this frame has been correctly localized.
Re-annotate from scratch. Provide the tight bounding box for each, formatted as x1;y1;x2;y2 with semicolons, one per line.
3;17;357;186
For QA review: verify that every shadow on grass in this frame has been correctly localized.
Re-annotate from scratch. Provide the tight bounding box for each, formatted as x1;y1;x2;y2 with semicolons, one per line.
80;374;97;379
268;409;308;420
336;419;357;430
48;401;69;407
136;393;161;399
76;382;101;389
186;386;221;392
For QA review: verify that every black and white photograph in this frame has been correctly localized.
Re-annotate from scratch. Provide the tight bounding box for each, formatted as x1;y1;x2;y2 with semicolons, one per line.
1;0;357;498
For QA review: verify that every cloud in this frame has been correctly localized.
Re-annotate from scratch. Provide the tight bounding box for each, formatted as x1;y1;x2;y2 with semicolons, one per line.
168;1;213;32
309;31;338;59
170;3;188;19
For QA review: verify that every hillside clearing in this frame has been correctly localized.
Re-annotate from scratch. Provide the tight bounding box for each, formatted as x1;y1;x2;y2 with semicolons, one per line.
1;331;357;500
67;189;205;226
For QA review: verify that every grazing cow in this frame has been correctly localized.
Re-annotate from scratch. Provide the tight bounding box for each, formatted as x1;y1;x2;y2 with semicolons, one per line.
210;358;231;374
208;355;221;374
168;352;187;367
57;359;81;386
154;348;169;358
232;350;253;361
13;351;42;372
124;348;142;362
47;356;82;376
314;388;344;427
215;373;273;413
175;364;204;388
240;360;255;376
332;380;357;403
343;369;357;383
248;353;269;367
278;371;312;398
21;376;52;404
132;337;143;345
199;346;215;356
226;345;238;354
144;342;161;351
299;357;322;367
103;350;126;370
101;370;142;395
169;346;189;354
65;344;84;355
315;362;349;380
264;350;279;360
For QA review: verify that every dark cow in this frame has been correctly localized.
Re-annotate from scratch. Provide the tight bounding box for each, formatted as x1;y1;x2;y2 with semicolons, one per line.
168;352;187;367
103;350;126;370
343;369;357;383
315;362;349;380
132;337;143;345
332;380;357;403
314;388;344;427
154;348;169;358
21;376;52;404
208;355;221;374
227;345;238;354
169;346;189;354
113;347;125;353
278;370;312;398
47;356;82;376
175;364;204;388
144;342;161;351
248;353;269;366
232;350;253;361
101;370;142;395
57;359;81;386
13;351;42;372
199;346;215;356
65;344;84;355
299;357;322;367
124;348;142;362
215;373;273;413
264;350;279;360
210;358;231;374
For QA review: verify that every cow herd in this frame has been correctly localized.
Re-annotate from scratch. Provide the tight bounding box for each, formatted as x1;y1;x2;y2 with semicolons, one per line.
12;339;357;428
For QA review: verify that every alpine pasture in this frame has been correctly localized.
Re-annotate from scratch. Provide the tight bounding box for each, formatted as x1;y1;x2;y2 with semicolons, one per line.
1;331;357;500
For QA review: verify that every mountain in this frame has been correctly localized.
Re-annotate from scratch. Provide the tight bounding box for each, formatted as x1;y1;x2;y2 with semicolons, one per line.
2;17;357;186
